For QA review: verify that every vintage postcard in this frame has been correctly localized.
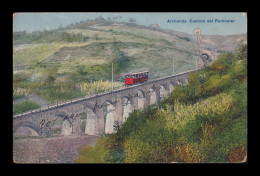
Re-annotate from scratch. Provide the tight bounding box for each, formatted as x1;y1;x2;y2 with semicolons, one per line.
13;12;247;163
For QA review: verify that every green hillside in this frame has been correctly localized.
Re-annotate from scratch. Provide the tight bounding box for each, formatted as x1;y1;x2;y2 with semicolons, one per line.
76;44;247;163
13;19;245;110
13;20;201;104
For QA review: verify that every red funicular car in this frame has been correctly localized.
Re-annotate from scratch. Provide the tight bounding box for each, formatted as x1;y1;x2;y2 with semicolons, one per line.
125;71;149;85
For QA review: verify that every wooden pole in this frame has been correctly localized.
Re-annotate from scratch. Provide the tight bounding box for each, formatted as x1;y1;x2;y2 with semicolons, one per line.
112;62;114;91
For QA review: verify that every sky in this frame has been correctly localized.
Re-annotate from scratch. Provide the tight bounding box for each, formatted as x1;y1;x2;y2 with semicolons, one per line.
13;12;247;35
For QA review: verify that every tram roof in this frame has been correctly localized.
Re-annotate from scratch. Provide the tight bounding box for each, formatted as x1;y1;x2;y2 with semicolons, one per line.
125;71;149;76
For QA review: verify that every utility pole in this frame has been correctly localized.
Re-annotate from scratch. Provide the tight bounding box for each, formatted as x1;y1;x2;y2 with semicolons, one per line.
112;61;113;91
195;57;197;69
172;56;174;75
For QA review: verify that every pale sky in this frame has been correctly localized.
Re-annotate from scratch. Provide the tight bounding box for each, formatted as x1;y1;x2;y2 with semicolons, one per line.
13;12;247;35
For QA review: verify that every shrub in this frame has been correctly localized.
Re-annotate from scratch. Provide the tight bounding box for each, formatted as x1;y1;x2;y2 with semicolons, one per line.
124;138;153;163
76;137;108;163
13;100;40;114
210;53;232;75
171;137;205;163
116;110;147;140
105;148;125;163
168;85;189;104
228;59;247;81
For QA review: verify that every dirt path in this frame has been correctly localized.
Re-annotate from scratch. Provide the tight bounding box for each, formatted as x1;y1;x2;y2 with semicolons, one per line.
13;135;99;163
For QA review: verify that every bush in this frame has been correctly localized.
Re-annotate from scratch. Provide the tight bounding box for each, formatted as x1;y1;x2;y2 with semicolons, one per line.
124;138;153;163
76;137;108;163
210;53;232;75
171;137;205;163
105;148;125;163
168;85;189;104
228;59;247;81
13;100;40;114
115;110;147;140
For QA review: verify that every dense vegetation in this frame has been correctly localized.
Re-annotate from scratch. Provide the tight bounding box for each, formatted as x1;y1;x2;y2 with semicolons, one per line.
76;45;247;163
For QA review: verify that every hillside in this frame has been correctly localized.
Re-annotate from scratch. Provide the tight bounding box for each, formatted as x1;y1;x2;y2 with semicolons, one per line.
13;19;246;107
76;44;247;163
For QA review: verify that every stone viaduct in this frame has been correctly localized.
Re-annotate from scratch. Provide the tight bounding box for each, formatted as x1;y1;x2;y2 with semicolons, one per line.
13;69;200;138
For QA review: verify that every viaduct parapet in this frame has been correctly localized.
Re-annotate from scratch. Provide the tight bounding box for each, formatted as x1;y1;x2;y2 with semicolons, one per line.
13;69;200;138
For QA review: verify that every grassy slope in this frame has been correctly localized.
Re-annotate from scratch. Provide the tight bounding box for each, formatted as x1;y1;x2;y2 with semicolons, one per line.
13;20;245;113
76;45;247;163
13;100;41;115
13;20;200;105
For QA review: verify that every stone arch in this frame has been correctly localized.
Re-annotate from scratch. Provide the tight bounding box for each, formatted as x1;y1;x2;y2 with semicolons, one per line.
137;89;145;110
200;53;212;66
81;104;97;135
149;87;157;105
13;121;41;137
52;110;72;136
184;78;188;84
177;79;183;85
81;111;88;134
169;82;175;93
14;126;40;138
122;96;132;123
61;119;72;136
48;116;63;137
102;100;116;134
159;85;167;100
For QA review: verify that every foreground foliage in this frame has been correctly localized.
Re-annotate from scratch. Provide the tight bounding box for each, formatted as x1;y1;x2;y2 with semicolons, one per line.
76;45;247;163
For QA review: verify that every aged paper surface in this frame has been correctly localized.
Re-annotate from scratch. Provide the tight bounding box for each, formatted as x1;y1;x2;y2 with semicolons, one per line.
13;12;247;163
